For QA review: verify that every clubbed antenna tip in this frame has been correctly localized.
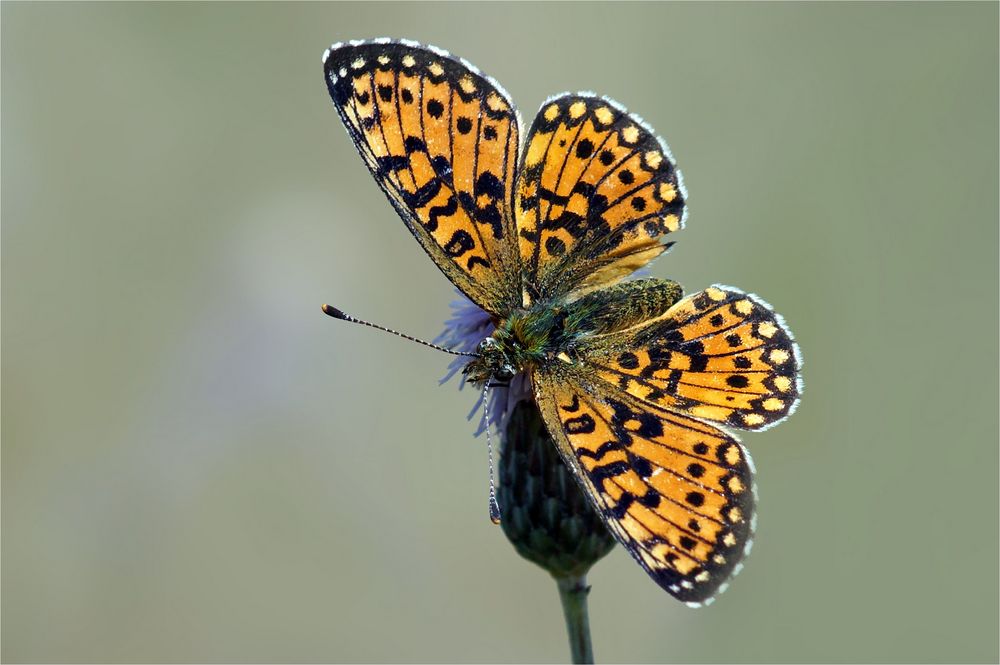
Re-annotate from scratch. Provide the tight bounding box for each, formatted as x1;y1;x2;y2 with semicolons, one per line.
322;303;347;319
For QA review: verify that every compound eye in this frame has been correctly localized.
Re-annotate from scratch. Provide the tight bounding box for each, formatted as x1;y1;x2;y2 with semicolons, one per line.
477;337;500;354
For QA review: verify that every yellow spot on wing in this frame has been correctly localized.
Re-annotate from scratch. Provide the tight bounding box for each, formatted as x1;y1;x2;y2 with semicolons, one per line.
595;107;614;124
706;287;726;302
569;101;586;118
525;133;549;167
486;93;507;112
735;299;753;315
769;349;790;364
758;322;778;338
544;103;560;121
621;125;640;143
762;398;784;411
428;62;444;76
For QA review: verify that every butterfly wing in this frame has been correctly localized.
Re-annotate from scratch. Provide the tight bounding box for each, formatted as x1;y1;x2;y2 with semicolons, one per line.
578;284;803;431
324;40;522;315
532;369;755;605
515;93;687;302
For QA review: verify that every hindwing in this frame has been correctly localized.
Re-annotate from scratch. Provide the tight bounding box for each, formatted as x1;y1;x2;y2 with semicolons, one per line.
533;370;755;605
579;285;803;431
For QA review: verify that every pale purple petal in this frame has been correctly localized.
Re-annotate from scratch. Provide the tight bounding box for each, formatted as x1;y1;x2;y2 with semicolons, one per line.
435;291;532;434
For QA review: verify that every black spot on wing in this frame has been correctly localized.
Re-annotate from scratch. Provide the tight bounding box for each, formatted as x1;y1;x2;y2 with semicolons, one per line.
726;375;749;388
443;229;474;257
400;179;443;211
476;171;505;199
376;154;410;175
425;194;457;232
589;460;630;481
565;413;597;434
545;236;566;256
575;439;624;460
685;491;705;507
686;463;706;478
426;98;444;118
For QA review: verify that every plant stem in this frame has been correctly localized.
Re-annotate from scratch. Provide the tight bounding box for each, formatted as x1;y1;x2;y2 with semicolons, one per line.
556;574;594;664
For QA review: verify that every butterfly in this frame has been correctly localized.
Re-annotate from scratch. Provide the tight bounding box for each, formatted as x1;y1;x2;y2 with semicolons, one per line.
322;38;802;607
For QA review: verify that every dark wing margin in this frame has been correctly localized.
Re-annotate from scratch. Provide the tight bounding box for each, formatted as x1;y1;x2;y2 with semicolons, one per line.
324;39;522;315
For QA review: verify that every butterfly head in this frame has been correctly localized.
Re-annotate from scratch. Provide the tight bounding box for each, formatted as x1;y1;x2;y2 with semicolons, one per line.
464;335;517;385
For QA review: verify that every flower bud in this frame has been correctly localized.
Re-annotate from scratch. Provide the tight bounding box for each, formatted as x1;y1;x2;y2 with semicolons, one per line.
497;399;616;579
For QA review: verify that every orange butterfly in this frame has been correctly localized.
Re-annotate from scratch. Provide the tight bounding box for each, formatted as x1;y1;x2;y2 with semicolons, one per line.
322;39;802;606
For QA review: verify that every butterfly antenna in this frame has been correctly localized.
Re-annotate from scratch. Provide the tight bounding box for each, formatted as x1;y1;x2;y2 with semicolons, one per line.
322;304;476;357
483;382;502;525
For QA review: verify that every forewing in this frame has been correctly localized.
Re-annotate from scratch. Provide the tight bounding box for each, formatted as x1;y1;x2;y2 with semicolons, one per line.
515;93;687;302
533;370;755;605
324;40;522;314
580;285;803;431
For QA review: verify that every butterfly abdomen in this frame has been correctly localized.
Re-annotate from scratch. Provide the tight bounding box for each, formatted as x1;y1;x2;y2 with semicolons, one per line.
488;280;684;372
564;279;683;336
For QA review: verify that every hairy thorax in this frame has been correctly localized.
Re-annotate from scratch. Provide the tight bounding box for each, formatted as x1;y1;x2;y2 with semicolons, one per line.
462;278;684;386
462;306;566;386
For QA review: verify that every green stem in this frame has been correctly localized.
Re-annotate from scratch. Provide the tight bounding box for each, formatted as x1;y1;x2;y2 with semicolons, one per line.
556;574;594;664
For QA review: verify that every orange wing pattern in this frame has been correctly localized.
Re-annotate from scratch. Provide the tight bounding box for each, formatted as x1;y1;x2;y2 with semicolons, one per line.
324;41;803;607
580;285;803;431
324;40;522;314
515;94;687;302
533;370;755;605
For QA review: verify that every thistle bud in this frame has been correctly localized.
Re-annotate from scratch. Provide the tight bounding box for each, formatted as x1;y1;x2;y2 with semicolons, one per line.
497;399;616;579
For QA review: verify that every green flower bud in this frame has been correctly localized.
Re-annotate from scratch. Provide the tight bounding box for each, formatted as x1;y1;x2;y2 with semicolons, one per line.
497;399;617;579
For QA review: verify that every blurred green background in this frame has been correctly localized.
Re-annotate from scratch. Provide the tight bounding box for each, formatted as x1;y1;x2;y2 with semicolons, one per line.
3;2;997;662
